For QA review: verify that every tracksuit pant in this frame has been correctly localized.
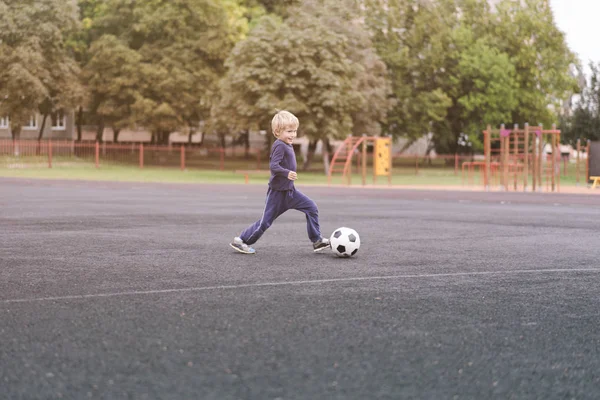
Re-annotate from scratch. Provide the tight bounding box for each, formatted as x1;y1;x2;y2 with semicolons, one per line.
240;188;321;245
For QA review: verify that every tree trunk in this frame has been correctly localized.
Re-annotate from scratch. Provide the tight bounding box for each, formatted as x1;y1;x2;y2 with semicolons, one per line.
199;131;205;147
425;143;434;166
188;127;194;145
76;106;83;141
302;139;318;171
11;124;21;156
243;130;250;159
36;113;48;155
155;131;169;145
11;124;20;141
37;114;48;141
96;120;105;143
219;133;226;149
113;128;121;143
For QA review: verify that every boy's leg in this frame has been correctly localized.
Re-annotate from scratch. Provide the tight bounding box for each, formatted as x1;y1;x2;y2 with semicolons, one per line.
240;189;287;245
287;190;323;244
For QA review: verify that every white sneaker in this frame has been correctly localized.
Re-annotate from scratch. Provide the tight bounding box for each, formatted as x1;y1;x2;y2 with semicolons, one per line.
313;237;331;252
230;237;256;254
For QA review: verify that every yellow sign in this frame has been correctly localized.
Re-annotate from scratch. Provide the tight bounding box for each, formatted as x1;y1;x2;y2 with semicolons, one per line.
374;137;391;176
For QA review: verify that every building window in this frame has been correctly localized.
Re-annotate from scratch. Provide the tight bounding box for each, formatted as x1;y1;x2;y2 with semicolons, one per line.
0;116;8;129
24;115;38;130
51;111;66;130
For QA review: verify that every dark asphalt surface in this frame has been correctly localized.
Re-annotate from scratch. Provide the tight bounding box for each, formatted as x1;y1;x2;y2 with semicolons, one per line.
1;177;600;400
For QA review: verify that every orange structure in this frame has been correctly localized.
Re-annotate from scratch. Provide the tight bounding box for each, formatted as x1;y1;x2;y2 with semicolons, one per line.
328;135;392;186
482;124;562;192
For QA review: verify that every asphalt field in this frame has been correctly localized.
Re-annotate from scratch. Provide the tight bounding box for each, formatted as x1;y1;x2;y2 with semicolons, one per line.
1;177;600;400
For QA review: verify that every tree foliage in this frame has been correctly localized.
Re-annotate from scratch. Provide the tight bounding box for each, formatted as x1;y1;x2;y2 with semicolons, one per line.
83;34;144;140
439;25;519;153
0;0;582;153
241;0;300;17
0;0;84;139
559;62;600;144
213;0;391;144
492;0;579;127
83;0;238;143
363;0;577;154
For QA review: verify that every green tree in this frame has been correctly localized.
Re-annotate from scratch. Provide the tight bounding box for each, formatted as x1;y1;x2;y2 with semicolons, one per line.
241;0;299;17
0;0;83;141
83;35;145;142
69;0;108;63
308;0;391;138
213;0;391;169
363;0;575;154
364;0;454;146
228;0;268;31
67;0;109;141
492;0;579;127
437;26;519;153
85;0;237;144
559;62;600;144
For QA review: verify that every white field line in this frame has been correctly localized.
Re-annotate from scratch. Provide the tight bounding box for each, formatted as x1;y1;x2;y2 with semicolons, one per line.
3;267;600;304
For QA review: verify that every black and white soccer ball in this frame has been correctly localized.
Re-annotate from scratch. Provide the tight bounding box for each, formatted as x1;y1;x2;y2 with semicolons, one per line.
330;227;360;257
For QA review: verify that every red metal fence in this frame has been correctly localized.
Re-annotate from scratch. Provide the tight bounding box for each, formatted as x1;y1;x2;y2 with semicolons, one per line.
0;139;588;186
0;140;267;171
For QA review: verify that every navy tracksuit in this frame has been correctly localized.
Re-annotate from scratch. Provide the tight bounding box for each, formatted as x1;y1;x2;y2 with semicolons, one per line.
240;139;322;245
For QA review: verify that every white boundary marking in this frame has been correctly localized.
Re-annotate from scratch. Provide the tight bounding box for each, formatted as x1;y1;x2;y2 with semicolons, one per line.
3;267;600;304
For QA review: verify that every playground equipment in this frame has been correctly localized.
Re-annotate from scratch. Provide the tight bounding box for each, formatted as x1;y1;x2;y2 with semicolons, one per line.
328;135;392;185
589;141;600;188
482;124;564;192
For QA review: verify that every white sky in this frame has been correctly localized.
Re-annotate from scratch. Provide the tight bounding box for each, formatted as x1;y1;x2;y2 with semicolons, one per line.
550;0;600;69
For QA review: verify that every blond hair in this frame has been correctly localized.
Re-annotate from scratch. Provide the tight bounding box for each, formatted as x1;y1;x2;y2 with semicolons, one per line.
271;110;299;138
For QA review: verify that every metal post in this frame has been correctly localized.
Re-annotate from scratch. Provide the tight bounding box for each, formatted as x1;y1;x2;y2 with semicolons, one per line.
586;140;590;184
140;143;144;169
523;123;529;191
362;135;367;186
388;135;393;185
373;144;377;186
48;140;52;169
484;125;491;190
180;145;185;171
538;127;543;191
532;129;537;191
576;138;581;185
346;135;352;186
554;124;560;192
551;127;556;192
501;124;508;190
513;124;519;191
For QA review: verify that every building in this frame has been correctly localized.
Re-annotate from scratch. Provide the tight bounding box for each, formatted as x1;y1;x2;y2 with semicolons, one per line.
0;111;76;140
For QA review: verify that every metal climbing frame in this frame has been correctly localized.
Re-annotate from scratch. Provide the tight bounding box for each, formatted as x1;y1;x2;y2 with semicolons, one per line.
327;135;390;186
482;124;561;192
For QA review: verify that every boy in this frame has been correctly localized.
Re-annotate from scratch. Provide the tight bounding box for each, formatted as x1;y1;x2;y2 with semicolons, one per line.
230;110;330;254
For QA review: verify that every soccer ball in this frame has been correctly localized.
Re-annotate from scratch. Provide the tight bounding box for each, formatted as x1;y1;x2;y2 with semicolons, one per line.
330;227;360;257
